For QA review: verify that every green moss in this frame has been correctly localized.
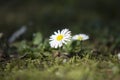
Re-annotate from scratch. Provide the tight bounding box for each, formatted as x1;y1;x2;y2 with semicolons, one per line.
0;55;119;80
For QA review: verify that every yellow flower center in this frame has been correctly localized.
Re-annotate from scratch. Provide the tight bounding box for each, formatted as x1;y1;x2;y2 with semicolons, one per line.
56;35;63;41
77;36;83;40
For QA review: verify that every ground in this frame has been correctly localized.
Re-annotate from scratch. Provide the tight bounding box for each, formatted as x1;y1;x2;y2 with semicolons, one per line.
0;27;120;80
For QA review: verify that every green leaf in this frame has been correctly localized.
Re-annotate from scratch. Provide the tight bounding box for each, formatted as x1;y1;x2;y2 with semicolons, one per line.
33;32;43;45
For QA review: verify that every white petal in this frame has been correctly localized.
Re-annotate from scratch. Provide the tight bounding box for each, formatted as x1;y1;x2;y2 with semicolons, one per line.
49;28;72;48
54;32;58;35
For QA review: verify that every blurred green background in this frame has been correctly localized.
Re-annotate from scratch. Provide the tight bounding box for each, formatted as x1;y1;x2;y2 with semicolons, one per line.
0;0;120;39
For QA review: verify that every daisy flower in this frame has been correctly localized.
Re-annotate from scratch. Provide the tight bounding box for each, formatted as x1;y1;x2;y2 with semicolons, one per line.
72;34;89;41
49;29;71;48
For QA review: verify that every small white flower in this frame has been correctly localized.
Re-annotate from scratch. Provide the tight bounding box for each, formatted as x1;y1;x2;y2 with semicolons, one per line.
72;34;89;41
49;28;71;48
118;53;120;60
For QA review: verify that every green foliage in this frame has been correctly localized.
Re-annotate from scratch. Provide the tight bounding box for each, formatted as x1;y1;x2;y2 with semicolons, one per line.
0;29;120;80
33;32;43;45
0;55;120;80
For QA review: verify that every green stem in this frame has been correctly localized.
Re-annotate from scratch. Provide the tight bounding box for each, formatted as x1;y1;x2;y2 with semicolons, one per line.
58;47;62;53
80;41;83;51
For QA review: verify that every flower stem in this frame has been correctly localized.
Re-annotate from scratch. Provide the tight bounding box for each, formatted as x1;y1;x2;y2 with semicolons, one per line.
80;41;83;51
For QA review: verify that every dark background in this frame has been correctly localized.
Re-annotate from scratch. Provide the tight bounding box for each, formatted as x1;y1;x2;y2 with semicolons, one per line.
0;0;120;39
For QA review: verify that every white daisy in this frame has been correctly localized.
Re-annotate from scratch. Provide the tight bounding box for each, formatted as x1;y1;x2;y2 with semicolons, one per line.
72;34;89;41
49;29;71;48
